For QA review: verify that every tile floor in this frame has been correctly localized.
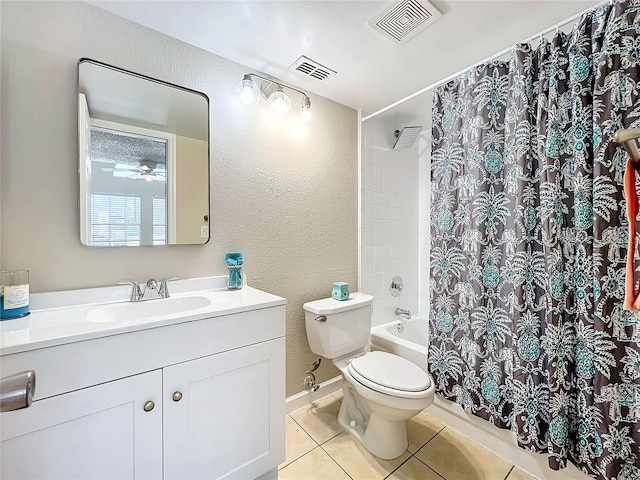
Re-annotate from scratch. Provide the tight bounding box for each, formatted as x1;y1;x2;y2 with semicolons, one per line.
279;391;539;480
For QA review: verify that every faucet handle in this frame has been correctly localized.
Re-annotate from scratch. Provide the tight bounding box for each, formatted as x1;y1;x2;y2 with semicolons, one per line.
159;276;180;298
118;280;143;301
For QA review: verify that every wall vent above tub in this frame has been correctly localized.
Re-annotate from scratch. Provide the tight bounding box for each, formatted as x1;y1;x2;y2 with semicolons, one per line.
289;56;337;81
368;0;442;44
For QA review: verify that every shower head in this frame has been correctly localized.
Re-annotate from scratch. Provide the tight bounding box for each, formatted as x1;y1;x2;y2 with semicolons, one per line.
393;126;422;150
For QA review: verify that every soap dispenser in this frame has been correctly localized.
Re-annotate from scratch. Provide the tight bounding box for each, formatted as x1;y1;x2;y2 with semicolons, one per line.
226;252;244;290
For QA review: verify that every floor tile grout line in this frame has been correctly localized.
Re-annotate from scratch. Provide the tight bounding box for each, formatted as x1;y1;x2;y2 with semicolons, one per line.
413;424;521;480
427;423;521;478
318;442;355;480
288;413;324;447
282;413;320;465
411;453;447;479
320;430;344;445
278;443;322;472
279;443;355;480
413;452;446;480
404;424;445;457
414;425;447;456
288;395;345;446
383;454;414;480
277;444;321;475
441;424;521;476
504;465;515;480
410;426;450;480
320;430;443;480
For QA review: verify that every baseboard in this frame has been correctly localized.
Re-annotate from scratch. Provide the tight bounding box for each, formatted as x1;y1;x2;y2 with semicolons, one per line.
285;376;342;413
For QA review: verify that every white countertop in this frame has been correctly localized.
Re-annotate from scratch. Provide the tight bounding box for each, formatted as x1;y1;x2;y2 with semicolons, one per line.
0;277;286;356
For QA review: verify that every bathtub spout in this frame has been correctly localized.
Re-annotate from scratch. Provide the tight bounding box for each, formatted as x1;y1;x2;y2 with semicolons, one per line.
394;308;411;319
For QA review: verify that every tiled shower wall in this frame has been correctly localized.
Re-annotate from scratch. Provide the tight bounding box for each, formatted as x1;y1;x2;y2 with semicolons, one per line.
360;114;431;327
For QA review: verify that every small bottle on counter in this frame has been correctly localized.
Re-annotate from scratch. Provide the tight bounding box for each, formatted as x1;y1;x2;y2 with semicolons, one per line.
226;252;244;290
1;270;30;319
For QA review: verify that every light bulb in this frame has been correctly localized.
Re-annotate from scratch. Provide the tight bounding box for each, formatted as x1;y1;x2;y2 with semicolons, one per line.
235;76;259;106
300;96;312;122
268;86;291;116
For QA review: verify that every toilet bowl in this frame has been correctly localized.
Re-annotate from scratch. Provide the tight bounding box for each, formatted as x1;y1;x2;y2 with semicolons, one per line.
303;293;435;460
335;351;435;459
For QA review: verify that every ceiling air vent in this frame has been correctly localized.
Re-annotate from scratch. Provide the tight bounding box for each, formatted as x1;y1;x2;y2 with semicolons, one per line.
368;0;442;44
290;56;337;81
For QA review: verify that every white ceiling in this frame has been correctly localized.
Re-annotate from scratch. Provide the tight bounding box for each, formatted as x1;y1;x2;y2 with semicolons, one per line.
90;0;600;116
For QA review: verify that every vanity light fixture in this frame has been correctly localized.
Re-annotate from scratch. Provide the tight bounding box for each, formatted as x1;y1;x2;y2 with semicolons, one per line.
300;96;312;122
235;74;260;105
269;85;291;116
236;73;312;121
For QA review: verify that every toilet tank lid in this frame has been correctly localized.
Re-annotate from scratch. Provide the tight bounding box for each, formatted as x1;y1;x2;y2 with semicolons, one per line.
303;292;373;315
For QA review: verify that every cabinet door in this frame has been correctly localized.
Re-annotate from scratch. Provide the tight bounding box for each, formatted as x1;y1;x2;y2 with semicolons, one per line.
164;337;285;480
0;370;162;480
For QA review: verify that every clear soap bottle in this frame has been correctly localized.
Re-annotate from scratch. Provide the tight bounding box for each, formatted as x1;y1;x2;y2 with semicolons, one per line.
226;252;244;290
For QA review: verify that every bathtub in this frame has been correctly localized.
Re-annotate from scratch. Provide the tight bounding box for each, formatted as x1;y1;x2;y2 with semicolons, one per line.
370;316;589;479
369;315;429;372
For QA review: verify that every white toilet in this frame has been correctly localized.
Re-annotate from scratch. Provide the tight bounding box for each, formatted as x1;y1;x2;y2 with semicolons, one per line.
303;292;435;460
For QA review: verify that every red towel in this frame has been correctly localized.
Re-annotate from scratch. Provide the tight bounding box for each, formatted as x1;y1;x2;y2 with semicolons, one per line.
624;159;640;310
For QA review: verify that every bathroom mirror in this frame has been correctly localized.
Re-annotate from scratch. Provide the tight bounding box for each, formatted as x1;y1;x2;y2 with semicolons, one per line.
78;58;210;247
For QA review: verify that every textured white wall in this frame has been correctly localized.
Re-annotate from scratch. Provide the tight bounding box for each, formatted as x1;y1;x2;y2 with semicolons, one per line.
360;117;420;327
0;1;357;396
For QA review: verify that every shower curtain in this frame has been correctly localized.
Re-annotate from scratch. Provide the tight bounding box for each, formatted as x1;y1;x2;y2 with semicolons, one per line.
428;1;640;479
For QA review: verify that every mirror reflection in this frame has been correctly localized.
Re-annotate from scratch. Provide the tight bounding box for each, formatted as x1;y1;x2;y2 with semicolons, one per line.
78;59;209;247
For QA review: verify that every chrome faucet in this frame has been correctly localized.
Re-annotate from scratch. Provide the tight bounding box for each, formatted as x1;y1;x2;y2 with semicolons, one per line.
118;276;180;302
395;307;411;319
118;280;143;301
159;276;180;298
145;279;160;299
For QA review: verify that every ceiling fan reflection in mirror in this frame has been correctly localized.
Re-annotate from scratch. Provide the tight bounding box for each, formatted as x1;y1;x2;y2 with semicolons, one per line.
102;159;166;182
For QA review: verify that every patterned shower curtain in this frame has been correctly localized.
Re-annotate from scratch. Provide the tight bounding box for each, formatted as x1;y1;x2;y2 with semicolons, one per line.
428;1;640;479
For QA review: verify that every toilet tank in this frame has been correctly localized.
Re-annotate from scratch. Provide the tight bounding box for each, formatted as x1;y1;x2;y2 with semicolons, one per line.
303;293;373;359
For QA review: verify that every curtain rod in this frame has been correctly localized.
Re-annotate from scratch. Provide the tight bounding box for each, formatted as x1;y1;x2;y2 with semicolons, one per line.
361;0;612;123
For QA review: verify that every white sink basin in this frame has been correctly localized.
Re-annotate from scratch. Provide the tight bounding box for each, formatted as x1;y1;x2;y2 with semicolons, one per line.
87;295;212;324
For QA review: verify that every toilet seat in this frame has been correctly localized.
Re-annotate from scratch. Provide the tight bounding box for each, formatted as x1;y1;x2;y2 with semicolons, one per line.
347;351;432;399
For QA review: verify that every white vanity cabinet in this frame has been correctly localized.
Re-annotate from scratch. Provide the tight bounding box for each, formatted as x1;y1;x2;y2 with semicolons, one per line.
0;290;286;480
164;338;284;480
1;370;163;480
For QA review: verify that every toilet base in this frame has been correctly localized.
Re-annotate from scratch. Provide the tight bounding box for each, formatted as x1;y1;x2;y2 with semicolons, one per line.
362;414;408;459
337;381;411;460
